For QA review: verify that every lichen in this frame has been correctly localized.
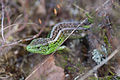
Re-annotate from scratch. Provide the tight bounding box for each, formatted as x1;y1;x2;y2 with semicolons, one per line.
92;49;105;64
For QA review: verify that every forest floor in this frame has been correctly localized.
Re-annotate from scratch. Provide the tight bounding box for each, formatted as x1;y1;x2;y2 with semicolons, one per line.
0;0;120;80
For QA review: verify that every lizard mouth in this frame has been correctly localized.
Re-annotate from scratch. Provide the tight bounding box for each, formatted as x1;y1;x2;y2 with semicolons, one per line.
26;45;47;55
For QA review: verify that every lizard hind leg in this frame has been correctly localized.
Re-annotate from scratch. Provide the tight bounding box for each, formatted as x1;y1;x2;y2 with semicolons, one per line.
57;45;71;53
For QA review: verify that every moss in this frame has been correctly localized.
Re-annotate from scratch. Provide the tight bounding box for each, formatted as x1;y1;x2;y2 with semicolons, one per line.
64;55;69;61
103;34;112;49
67;66;76;73
89;76;120;80
101;29;112;56
67;66;73;70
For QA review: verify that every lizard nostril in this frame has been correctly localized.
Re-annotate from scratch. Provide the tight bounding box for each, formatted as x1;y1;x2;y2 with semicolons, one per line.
26;46;31;51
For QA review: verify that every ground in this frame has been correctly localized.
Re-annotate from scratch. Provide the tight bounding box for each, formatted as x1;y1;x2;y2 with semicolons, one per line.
0;0;120;80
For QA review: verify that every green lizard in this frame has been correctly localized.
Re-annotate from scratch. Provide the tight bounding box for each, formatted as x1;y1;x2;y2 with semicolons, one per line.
26;0;113;55
26;20;92;55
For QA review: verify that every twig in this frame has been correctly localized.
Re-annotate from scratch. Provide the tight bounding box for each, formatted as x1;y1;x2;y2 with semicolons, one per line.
78;46;120;80
16;12;28;32
1;0;5;42
0;35;35;50
0;23;40;32
5;6;11;27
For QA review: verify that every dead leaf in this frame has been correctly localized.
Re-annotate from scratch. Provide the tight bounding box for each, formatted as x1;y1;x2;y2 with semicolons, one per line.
25;56;65;80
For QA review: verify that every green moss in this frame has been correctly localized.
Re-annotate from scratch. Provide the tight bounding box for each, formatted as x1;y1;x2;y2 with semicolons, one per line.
67;66;76;72
103;34;111;48
103;29;112;53
86;13;94;23
67;66;73;70
64;55;69;61
88;75;120;80
59;54;68;68
76;63;81;67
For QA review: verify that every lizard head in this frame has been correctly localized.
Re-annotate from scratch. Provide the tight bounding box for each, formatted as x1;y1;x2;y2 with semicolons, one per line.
26;36;65;55
26;38;52;55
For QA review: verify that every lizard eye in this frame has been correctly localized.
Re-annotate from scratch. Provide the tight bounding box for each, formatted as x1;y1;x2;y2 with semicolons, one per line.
36;46;41;50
